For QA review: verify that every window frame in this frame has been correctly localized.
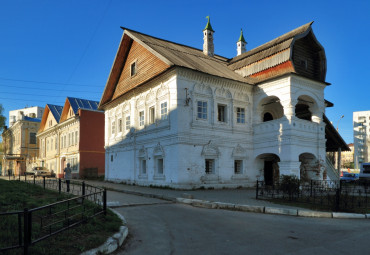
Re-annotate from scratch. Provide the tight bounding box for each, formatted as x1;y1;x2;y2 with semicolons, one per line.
217;104;227;123
149;106;155;124
139;111;145;127
160;101;168;120
125;115;131;130
236;107;246;124
29;132;37;144
130;61;137;77
234;160;243;174
197;100;208;120
205;159;215;174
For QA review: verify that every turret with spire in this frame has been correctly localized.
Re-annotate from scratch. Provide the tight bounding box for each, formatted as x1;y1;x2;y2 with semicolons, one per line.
203;16;215;57
237;29;247;56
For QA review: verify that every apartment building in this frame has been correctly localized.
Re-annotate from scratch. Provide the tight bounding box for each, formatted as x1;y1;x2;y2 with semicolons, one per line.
37;97;105;178
353;111;370;169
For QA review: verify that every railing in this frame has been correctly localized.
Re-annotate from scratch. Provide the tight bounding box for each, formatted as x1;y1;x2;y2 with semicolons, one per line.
256;180;370;213
0;177;107;254
325;155;340;180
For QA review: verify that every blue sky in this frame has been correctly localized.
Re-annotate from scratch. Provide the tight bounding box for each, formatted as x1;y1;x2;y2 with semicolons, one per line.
0;0;369;143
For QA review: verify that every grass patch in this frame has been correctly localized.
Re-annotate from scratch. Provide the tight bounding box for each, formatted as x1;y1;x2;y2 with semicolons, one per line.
0;179;123;255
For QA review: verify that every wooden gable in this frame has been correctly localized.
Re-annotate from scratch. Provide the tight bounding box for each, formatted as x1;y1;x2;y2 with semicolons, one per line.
59;100;74;123
111;40;170;101
99;32;171;109
292;31;326;82
39;106;57;132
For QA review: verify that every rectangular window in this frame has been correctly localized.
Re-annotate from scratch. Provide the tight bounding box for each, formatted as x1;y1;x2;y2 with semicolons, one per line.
218;104;226;122
75;131;78;145
149;106;155;124
161;102;168;120
69;133;71;147
64;136;66;148
234;160;243;174
130;61;137;76
157;158;164;175
236;107;245;124
111;120;116;135
71;133;74;146
139;111;144;126
118;118;122;132
205;159;214;174
197;101;207;120
29;132;36;144
140;159;147;175
125;116;131;130
55;137;58;150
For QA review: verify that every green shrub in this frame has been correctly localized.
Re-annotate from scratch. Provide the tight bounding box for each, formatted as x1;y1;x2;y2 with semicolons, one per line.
279;175;300;200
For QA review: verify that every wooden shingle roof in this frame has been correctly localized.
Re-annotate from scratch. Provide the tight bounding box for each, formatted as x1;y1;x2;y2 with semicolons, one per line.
124;29;255;84
228;22;313;70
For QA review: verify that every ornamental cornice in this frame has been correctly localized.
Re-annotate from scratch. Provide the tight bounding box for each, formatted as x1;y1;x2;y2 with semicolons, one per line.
176;67;252;93
37;126;58;137
103;70;176;111
290;75;327;90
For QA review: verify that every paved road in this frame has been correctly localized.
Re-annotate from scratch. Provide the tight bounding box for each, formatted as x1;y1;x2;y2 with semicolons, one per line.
108;190;370;255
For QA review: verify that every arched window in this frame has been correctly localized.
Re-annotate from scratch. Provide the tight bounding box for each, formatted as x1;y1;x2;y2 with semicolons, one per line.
263;112;273;122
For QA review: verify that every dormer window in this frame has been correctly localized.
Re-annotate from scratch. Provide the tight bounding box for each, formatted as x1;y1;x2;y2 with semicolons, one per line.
130;61;137;76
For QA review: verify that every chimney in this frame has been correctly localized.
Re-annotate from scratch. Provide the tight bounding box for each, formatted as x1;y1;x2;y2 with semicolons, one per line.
203;16;215;57
237;29;247;56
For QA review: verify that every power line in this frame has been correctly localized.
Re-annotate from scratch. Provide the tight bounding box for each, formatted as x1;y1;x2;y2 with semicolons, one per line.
0;92;74;98
0;77;102;87
65;0;112;83
0;97;66;104
0;84;102;94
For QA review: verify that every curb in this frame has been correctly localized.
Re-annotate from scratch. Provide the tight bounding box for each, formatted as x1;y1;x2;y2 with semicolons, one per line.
175;198;368;219
80;209;129;255
88;182;369;220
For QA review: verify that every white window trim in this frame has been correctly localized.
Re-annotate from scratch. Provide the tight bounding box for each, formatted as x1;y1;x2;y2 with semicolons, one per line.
196;100;208;121
160;101;168;120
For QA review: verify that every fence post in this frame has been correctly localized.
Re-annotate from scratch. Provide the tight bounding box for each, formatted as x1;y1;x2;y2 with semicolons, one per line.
33;174;35;185
256;180;259;199
24;208;29;255
59;178;61;194
43;176;46;189
18;213;22;247
335;188;341;212
25;173;26;182
310;180;313;197
103;188;107;216
82;181;85;196
19;174;20;181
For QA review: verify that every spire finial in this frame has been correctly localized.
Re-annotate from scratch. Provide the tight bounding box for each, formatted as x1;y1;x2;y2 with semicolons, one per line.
237;28;247;43
204;16;214;32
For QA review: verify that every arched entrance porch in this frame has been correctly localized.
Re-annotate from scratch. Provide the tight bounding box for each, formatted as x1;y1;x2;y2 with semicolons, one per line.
255;153;280;185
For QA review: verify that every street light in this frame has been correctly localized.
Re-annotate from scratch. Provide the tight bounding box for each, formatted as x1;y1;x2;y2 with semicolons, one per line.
336;115;344;131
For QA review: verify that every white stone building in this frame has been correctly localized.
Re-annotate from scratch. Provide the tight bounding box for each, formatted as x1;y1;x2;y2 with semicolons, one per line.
353;111;370;169
9;106;44;127
99;19;348;188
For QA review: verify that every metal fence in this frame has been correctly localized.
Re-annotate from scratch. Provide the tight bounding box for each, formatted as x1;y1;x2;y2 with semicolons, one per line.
0;178;107;254
256;180;370;213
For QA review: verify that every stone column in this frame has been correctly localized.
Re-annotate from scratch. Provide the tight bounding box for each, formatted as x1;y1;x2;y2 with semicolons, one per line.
311;106;324;124
281;99;297;121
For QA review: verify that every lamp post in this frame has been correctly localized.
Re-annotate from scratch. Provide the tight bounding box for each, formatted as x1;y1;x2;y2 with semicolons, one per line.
336;115;344;131
336;115;344;175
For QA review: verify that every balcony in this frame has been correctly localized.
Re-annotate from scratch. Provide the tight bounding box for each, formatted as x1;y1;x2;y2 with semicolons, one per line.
254;117;320;144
